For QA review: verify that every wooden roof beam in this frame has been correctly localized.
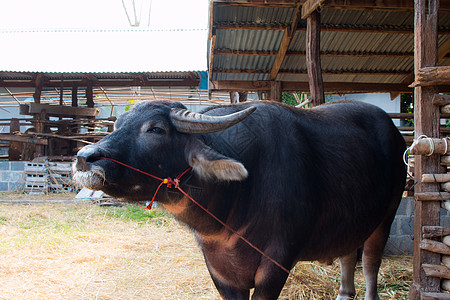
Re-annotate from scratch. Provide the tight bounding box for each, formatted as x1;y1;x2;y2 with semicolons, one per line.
323;0;450;12
270;3;302;80
216;69;412;76
210;80;415;93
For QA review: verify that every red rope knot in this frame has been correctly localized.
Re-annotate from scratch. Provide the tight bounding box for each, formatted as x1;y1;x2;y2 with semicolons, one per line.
139;168;192;210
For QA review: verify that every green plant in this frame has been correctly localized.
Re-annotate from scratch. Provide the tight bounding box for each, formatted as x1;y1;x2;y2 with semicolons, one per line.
125;99;139;111
401;93;414;127
103;205;169;226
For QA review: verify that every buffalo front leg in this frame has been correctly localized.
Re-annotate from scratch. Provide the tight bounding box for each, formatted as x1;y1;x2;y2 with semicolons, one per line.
209;274;250;300
251;258;290;300
336;250;357;300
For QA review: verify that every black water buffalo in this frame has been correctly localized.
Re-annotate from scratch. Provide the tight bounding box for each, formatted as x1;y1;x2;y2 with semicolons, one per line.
73;100;406;300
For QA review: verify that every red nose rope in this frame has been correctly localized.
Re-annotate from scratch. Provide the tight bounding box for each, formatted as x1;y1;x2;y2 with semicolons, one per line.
98;157;318;294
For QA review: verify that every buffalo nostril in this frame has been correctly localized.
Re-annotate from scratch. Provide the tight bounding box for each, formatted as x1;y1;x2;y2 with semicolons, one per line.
76;156;90;171
76;146;103;171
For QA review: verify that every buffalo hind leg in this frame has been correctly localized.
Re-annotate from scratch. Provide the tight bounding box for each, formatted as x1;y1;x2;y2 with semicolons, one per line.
336;250;357;300
362;216;395;300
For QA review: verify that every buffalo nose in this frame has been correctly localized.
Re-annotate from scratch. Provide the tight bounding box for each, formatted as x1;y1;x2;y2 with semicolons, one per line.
76;146;103;171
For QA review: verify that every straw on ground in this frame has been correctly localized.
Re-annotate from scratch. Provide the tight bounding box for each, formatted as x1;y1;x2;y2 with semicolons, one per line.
0;201;412;299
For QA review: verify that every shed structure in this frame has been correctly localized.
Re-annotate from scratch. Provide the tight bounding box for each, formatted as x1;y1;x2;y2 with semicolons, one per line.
0;1;450;297
207;0;450;298
0;29;210;159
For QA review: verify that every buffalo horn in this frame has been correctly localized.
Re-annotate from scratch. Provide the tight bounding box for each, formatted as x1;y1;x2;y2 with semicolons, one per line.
170;106;256;134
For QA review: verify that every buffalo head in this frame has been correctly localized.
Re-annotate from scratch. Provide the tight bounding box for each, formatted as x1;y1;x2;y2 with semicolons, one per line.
73;100;256;201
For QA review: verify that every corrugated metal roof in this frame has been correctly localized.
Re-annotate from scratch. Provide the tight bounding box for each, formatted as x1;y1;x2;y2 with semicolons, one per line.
0;71;200;80
213;6;295;26
0;29;208;73
215;29;285;51
210;3;450;92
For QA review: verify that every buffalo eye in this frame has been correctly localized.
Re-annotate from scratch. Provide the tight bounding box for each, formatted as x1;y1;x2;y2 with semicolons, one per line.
147;127;166;135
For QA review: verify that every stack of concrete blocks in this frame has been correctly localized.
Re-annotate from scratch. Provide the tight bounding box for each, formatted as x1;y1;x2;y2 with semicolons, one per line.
0;161;26;191
24;162;48;194
47;162;73;193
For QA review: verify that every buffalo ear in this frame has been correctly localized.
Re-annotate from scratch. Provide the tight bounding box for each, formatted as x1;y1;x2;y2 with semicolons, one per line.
185;139;248;181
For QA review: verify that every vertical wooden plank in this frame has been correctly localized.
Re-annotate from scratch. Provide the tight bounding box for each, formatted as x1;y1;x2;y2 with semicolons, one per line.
238;92;248;102
410;0;441;298
86;84;94;108
270;28;291;80
33;73;43;104
306;10;324;106
59;73;64;106
34;110;47;158
270;81;282;102
8;118;21;161
33;73;44;158
72;84;78;107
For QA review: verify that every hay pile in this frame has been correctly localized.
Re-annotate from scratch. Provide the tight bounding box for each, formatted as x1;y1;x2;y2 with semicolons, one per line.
0;202;412;299
281;256;412;299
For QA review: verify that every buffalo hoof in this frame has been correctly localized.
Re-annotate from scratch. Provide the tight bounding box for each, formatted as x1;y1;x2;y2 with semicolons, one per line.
336;294;355;300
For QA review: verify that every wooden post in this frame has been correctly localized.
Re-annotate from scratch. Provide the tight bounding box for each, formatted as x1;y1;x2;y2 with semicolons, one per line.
34;110;47;158
86;84;94;108
33;73;43;104
270;81;282;102
306;10;324;106
410;0;441;298
33;73;44;158
59;73;64;105
8;118;21;161
238;92;248;102
72;84;78;107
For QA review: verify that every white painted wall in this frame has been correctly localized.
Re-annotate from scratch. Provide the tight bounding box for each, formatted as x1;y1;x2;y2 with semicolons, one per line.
328;93;401;126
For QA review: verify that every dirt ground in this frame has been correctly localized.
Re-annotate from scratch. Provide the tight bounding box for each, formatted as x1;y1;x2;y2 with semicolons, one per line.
0;193;412;299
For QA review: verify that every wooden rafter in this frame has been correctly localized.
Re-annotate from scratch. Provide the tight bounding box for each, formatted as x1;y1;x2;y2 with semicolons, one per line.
270;3;301;81
301;0;325;18
270;28;291;80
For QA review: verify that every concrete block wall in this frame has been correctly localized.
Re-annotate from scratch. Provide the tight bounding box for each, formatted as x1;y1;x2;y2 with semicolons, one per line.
0;161;25;191
385;197;450;255
385;197;414;255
